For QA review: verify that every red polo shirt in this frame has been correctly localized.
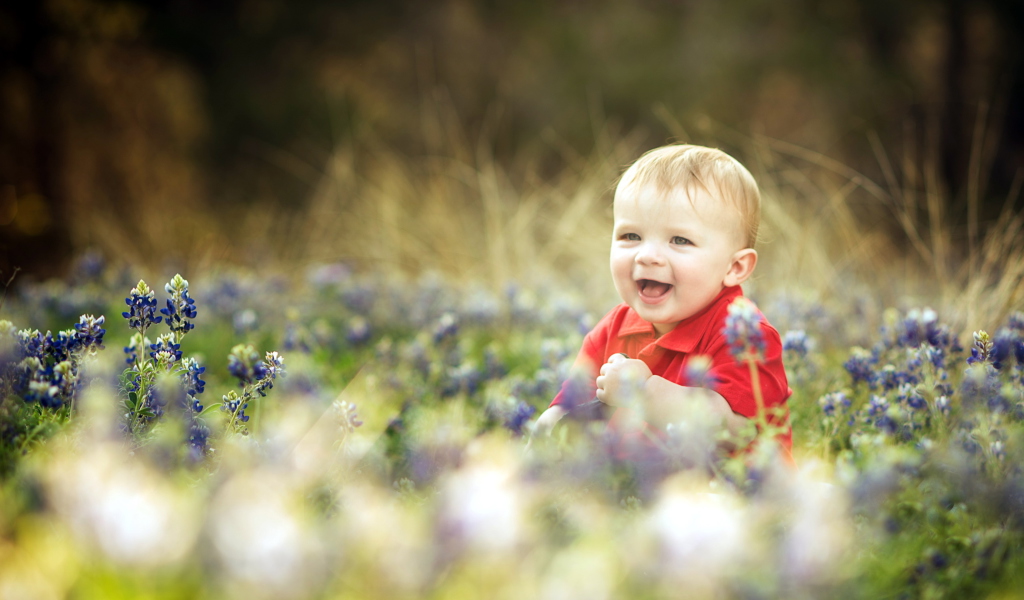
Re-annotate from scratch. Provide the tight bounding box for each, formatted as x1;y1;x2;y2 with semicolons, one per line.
550;285;792;451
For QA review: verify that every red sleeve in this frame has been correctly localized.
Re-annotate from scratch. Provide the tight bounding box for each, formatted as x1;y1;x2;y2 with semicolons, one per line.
549;308;615;409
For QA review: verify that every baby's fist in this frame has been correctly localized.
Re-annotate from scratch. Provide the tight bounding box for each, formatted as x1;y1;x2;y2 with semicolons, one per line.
595;355;651;406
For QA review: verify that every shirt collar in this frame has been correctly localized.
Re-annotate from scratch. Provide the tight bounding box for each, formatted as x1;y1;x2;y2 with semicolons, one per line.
618;285;743;353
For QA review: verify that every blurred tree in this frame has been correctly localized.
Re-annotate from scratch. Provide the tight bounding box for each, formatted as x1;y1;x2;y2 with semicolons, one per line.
1;0;1022;277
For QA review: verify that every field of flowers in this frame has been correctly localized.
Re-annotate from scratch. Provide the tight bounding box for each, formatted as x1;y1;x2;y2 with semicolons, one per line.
1;249;1023;600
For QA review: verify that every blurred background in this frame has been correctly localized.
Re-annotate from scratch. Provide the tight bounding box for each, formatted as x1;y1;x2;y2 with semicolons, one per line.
1;0;1023;318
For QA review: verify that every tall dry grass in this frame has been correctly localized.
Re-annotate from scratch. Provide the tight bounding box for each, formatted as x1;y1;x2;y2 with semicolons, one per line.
248;103;1022;332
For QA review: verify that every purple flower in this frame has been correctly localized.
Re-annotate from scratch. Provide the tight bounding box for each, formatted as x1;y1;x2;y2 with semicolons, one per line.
160;274;197;336
844;347;877;386
72;314;106;352
818;391;852;417
723;297;766;362
782;330;809;357
122;280;163;332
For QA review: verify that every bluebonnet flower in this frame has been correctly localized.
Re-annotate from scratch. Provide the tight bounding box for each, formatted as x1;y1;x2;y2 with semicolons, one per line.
990;329;1016;370
782;330;809;357
17;329;46;360
683;355;713;388
149;333;182;367
967;330;994;366
724;297;766;362
877;364;900;391
180;357;206;413
227;344;268;385
898;308;941;348
123;333;149;367
935;395;951;415
346;316;372;346
187;421;211;460
866;395;897;434
341;284;375;314
160;274;197;337
897;384;927;411
333;399;363;435
483;348;507;380
253;351;285;397
960;363;1000;411
504;399;536;436
433;313;459;345
72;314;106;352
122;280;162;332
818;391;852;417
845;347;877;387
222;390;250;425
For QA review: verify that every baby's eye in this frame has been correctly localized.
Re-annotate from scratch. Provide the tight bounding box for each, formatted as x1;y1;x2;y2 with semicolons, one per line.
671;236;693;246
621;233;641;242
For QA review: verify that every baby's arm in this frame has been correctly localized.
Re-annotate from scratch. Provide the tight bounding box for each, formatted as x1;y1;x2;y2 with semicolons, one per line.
533;405;568;436
597;355;754;450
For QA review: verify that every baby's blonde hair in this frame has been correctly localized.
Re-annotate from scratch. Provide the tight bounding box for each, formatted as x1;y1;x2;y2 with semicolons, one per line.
615;144;761;248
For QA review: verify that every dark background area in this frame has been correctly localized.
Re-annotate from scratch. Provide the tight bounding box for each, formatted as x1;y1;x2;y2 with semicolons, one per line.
2;0;1022;280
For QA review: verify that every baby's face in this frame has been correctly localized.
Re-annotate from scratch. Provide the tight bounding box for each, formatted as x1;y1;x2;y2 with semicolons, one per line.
610;184;747;336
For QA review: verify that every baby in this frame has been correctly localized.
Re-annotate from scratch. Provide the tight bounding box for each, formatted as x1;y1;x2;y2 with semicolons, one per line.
535;144;792;458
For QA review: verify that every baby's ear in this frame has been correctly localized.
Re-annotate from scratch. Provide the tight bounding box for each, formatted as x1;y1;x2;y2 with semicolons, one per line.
723;248;758;287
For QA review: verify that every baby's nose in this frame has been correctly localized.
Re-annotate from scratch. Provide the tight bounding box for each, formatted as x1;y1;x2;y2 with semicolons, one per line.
635;242;666;265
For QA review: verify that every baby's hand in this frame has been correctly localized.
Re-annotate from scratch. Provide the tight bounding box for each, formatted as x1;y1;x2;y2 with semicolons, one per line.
595;354;652;407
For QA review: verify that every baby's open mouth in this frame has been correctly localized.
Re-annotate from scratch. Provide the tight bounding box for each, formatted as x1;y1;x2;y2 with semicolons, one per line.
637;279;673;301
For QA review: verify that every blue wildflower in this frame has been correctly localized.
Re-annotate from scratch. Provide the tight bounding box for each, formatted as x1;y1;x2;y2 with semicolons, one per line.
724;297;766;362
684;355;714;388
845;347;877;387
72;314;106;352
181;357;206;412
160;274;197;337
122;280;162;332
253;351;285;397
16;329;46;360
346;316;372;346
967;330;994;366
123;333;149;367
227;344;268;385
504;399;536;436
990;329;1015;370
897;384;927;411
818;391;852;417
149;333;182;366
782;330;809;357
221;390;250;425
433;313;459;345
867;394;898;433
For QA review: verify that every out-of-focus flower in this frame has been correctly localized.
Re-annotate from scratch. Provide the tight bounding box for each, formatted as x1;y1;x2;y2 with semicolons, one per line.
228;344;268;385
333;399;363;435
209;470;327;599
346;316;371;346
233;309;258;336
684;355;713;388
432;312;458;345
645;482;747;587
436;444;527;559
724;297;765;362
783;330;810;357
819;391;852;417
45;444;200;568
844;347;877;387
